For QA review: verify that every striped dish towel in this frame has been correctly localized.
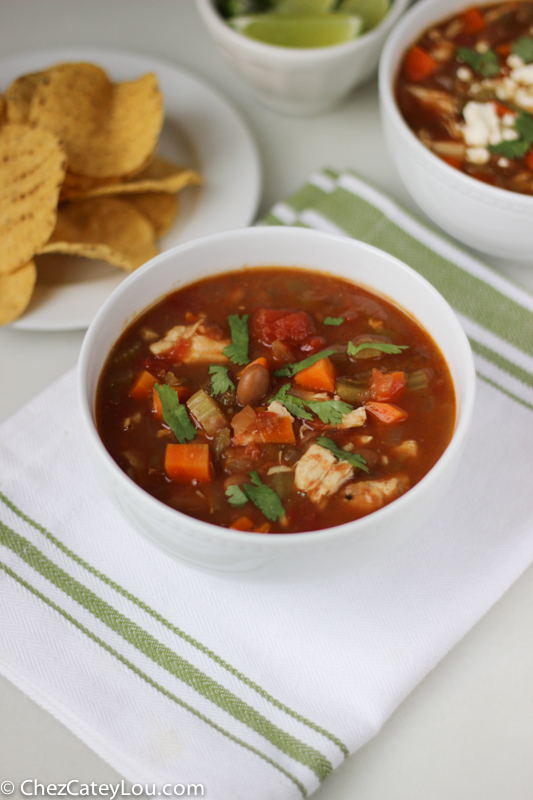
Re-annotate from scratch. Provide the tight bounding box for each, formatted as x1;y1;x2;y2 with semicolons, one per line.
1;170;533;799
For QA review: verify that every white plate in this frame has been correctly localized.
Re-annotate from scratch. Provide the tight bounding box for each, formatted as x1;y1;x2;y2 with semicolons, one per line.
2;47;262;331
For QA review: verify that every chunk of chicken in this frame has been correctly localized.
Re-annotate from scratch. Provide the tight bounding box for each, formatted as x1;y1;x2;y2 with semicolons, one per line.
295;444;353;506
337;407;366;429
406;86;459;116
268;401;294;421
392;440;419;459
150;320;230;364
342;475;409;515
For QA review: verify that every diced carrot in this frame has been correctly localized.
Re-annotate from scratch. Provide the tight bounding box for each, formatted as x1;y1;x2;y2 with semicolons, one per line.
255;412;296;445
230;516;254;531
461;7;485;34
129;370;157;400
294;357;336;393
237;357;269;377
497;43;511;57
404;46;438;82
365;401;408;424
165;443;212;483
525;148;533;171
152;385;190;420
255;522;272;533
369;370;406;402
494;102;511;118
441;155;462;170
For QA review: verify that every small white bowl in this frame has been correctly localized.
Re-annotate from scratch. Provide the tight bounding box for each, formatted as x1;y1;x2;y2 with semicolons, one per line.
78;226;475;582
195;0;410;115
379;0;533;260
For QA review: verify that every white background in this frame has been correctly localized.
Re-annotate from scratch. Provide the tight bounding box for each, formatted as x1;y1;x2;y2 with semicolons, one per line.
0;1;532;798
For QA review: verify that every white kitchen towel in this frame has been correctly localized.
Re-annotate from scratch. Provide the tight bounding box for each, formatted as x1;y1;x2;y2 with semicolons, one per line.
1;169;533;799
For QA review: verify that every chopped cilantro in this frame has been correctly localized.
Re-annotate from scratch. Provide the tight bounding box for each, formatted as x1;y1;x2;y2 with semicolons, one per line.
317;437;369;473
225;485;248;506
488;111;533;159
223;314;249;365
274;349;336;377
269;384;313;420
324;316;344;326
348;341;409;357
456;46;500;77
512;37;533;64
306;399;353;426
154;383;197;443
209;365;235;396
225;473;285;520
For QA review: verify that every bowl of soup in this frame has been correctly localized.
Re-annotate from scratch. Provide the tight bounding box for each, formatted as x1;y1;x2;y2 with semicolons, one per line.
78;226;475;581
379;0;533;259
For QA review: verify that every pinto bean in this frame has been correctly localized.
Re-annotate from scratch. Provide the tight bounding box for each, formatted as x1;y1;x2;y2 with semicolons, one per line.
237;364;270;407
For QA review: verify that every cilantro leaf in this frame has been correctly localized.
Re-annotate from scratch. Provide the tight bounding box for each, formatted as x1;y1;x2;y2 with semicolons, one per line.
269;384;313;420
324;316;344;326
512;37;533;64
348;341;409;357
317;436;369;473
305;399;353;426
225;485;248;506
243;472;286;520
456;46;500;77
223;314;249;365
154;383;197;443
209;365;235;396
274;349;336;377
488;111;533;159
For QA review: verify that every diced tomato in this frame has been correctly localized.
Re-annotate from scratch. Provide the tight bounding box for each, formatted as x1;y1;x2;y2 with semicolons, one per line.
525;148;533;171
461;7;485;34
365;402;408;424
230;516;254;531
253;309;315;345
496;43;511;57
441;155;462;170
300;335;326;354
369;369;406;402
404;46;438;82
494;102;511;118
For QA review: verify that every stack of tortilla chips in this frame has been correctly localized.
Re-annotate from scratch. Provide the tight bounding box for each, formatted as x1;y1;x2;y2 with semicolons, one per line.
0;62;201;325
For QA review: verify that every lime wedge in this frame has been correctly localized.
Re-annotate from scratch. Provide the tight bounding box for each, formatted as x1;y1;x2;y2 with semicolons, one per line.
229;13;363;47
336;0;390;31
272;0;337;14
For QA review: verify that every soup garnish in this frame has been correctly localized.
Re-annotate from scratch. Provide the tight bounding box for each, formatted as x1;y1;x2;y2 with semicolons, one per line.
96;268;455;533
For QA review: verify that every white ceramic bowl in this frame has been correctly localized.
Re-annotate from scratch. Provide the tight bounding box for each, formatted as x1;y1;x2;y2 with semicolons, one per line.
379;0;533;260
195;0;410;115
78;226;475;582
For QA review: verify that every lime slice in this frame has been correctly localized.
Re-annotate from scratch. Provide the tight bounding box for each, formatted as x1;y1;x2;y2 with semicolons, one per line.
336;0;390;31
272;0;337;14
229;13;363;47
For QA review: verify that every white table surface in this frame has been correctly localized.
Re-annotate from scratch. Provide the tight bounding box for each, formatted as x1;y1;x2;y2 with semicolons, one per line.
1;1;533;797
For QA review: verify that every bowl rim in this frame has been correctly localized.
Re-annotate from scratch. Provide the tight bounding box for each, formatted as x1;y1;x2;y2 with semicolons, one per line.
378;0;533;208
78;225;476;551
194;0;411;62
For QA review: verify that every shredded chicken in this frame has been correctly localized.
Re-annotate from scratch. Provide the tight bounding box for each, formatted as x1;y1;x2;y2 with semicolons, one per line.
392;440;419;459
295;444;353;506
406;85;459;117
150;320;229;364
342;475;409;514
337;407;367;429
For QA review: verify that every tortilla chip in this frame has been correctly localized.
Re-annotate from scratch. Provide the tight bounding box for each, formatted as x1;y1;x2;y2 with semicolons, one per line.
40;196;158;270
0;124;66;275
0;260;36;326
0;94;6;126
60;157;201;201
12;62;163;178
126;192;178;237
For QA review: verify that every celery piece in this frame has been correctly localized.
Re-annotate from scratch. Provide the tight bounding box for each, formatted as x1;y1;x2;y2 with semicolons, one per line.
187;390;227;437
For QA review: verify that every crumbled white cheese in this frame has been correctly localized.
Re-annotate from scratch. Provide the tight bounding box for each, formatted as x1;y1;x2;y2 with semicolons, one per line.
461;101;501;146
476;41;489;53
515;88;533;110
457;66;473;82
511;64;533;86
502;127;519;141
466;147;490;164
497;157;510;168
502;112;516;127
507;54;525;70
